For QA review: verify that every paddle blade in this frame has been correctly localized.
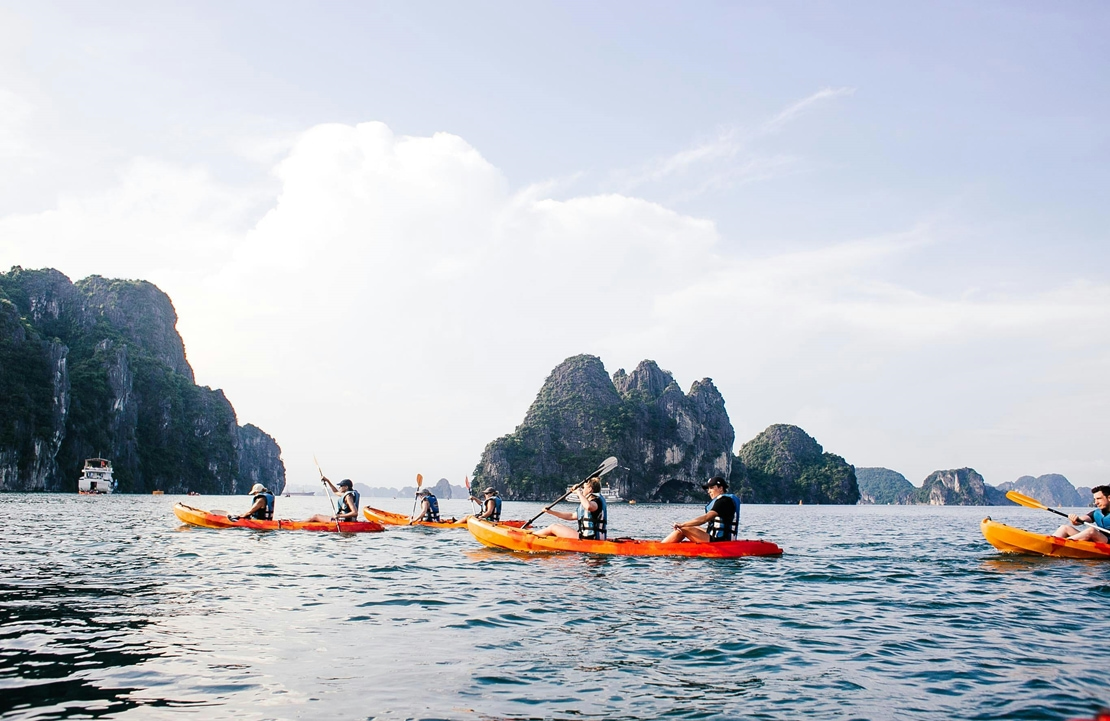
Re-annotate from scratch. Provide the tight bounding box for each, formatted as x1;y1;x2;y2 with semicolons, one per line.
464;476;470;491
416;473;423;489
596;456;619;477
1006;490;1047;510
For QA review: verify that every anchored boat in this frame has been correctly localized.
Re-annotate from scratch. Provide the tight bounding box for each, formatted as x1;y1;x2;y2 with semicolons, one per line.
77;458;115;494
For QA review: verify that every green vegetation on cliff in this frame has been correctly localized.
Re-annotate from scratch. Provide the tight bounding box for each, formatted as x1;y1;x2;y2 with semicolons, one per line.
733;424;859;504
0;267;285;493
856;467;914;504
474;355;733;502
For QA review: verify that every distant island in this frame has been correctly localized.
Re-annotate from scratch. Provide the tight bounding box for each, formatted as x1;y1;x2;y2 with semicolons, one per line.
858;467;1091;507
0;267;285;494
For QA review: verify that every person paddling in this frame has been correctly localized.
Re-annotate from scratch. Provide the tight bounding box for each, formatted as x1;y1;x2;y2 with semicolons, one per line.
411;487;456;524
471;487;502;522
237;483;275;521
306;478;360;524
1052;485;1110;543
663;476;740;543
532;477;607;540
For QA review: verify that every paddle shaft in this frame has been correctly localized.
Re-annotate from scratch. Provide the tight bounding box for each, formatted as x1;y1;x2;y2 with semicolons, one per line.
314;455;342;532
523;456;617;528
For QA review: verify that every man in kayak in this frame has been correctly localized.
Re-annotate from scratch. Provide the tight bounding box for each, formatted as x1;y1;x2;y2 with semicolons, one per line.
1052;485;1110;543
236;483;275;521
532;477;607;540
306;477;360;524
411;487;457;524
472;487;502;522
662;476;740;543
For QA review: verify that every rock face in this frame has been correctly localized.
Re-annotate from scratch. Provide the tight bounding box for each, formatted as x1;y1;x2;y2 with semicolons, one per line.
733;424;859;504
473;355;733;502
856;467;915;504
0;267;285;494
996;474;1087;508
914;468;1006;505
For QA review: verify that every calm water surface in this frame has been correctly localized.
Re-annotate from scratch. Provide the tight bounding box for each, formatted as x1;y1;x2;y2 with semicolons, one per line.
2;494;1108;720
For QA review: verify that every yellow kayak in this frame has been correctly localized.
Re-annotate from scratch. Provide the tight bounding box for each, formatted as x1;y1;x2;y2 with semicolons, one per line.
981;517;1110;559
362;505;527;529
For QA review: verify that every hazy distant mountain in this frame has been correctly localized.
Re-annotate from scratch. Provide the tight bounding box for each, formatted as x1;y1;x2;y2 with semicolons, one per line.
995;474;1086;507
856;467;914;504
915;468;1008;505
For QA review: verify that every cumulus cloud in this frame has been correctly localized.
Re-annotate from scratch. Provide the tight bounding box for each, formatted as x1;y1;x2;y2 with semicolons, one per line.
1;120;1108;487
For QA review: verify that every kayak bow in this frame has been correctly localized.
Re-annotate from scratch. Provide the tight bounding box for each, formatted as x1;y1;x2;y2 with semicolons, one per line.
363;506;526;529
174;503;385;532
981;517;1110;559
466;517;782;558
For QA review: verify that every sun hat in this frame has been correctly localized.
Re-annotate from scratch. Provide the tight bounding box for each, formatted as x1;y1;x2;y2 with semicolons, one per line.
249;483;267;494
483;487;498;496
418;488;432;496
338;479;353;488
702;477;727;490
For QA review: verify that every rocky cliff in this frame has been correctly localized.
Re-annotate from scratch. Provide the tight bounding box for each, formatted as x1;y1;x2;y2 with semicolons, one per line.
0;267;285;494
473;355;733;502
733;424;859;504
996;474;1086;508
914;468;1006;505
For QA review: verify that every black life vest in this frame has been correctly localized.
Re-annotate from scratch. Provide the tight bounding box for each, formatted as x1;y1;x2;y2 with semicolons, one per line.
481;496;502;522
421;494;441;522
576;493;607;540
337;489;360;519
706;493;740;542
249;492;275;521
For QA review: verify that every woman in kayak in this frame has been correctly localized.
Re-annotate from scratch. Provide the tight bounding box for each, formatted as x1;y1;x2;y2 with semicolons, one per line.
306;478;360;524
662;476;740;543
1052;485;1110;543
473;487;502;522
410;488;457;524
238;483;275;521
532;477;607;540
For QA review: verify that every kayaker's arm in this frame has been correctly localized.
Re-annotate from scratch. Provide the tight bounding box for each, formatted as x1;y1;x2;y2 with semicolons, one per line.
1069;512;1094;525
320;476;340;494
674;511;717;530
243;497;266;518
544;507;577;521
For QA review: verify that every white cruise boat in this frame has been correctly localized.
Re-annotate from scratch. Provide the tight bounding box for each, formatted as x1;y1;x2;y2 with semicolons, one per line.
564;484;625;503
77;458;115;494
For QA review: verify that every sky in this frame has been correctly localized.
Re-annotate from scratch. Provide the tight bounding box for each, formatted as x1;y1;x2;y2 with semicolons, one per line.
1;1;1109;490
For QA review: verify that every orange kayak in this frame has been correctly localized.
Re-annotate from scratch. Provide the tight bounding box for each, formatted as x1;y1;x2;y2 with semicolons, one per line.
981;517;1110;559
466;518;782;557
363;505;525;529
174;503;384;533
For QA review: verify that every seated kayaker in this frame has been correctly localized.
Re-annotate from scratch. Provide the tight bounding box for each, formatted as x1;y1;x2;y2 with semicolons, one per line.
305;477;360;524
411;488;456;524
662;476;740;543
1052;485;1110;543
237;483;275;521
472;487;502;522
532;477;607;540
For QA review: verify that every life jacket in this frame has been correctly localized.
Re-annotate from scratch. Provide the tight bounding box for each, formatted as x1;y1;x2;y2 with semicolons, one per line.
1092;508;1110;531
337;489;360;519
249;492;275;521
421;494;441;522
576;493;607;540
482;496;502;522
706;493;740;542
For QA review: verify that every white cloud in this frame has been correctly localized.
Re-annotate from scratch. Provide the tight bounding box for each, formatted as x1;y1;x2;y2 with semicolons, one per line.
2;120;1108;488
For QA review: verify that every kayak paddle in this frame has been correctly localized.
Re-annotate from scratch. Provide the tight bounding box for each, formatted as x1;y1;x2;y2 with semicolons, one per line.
409;473;423;524
524;456;618;529
1006;490;1071;519
314;454;342;532
464;475;480;513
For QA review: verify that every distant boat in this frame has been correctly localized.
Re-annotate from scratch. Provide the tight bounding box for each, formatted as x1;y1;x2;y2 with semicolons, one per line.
564;484;626;503
77;458;114;495
284;491;317;497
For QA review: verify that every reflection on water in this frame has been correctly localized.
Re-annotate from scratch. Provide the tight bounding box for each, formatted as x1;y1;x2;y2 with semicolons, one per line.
1;495;1109;720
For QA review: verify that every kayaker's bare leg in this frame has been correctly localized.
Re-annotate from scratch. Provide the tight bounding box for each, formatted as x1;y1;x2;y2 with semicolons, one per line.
532;524;579;539
663;526;711;544
1053;524;1081;538
305;514;337;524
1070;527;1108;543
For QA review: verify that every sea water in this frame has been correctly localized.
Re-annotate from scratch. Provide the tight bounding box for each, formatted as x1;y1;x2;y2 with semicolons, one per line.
1;494;1107;720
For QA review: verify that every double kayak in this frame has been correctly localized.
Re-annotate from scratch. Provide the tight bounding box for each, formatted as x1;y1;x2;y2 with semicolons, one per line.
362;506;526;529
466;517;783;558
174;503;385;533
981;518;1110;559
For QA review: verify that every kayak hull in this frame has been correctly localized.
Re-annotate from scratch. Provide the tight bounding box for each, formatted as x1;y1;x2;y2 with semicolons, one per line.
363;506;526;529
981;518;1110;559
174;503;384;532
466;518;782;557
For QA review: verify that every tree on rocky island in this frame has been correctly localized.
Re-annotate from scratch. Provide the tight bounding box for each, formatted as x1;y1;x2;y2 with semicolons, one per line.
472;354;733;502
856;467;915;504
914;468;1008;505
733;424;859;504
